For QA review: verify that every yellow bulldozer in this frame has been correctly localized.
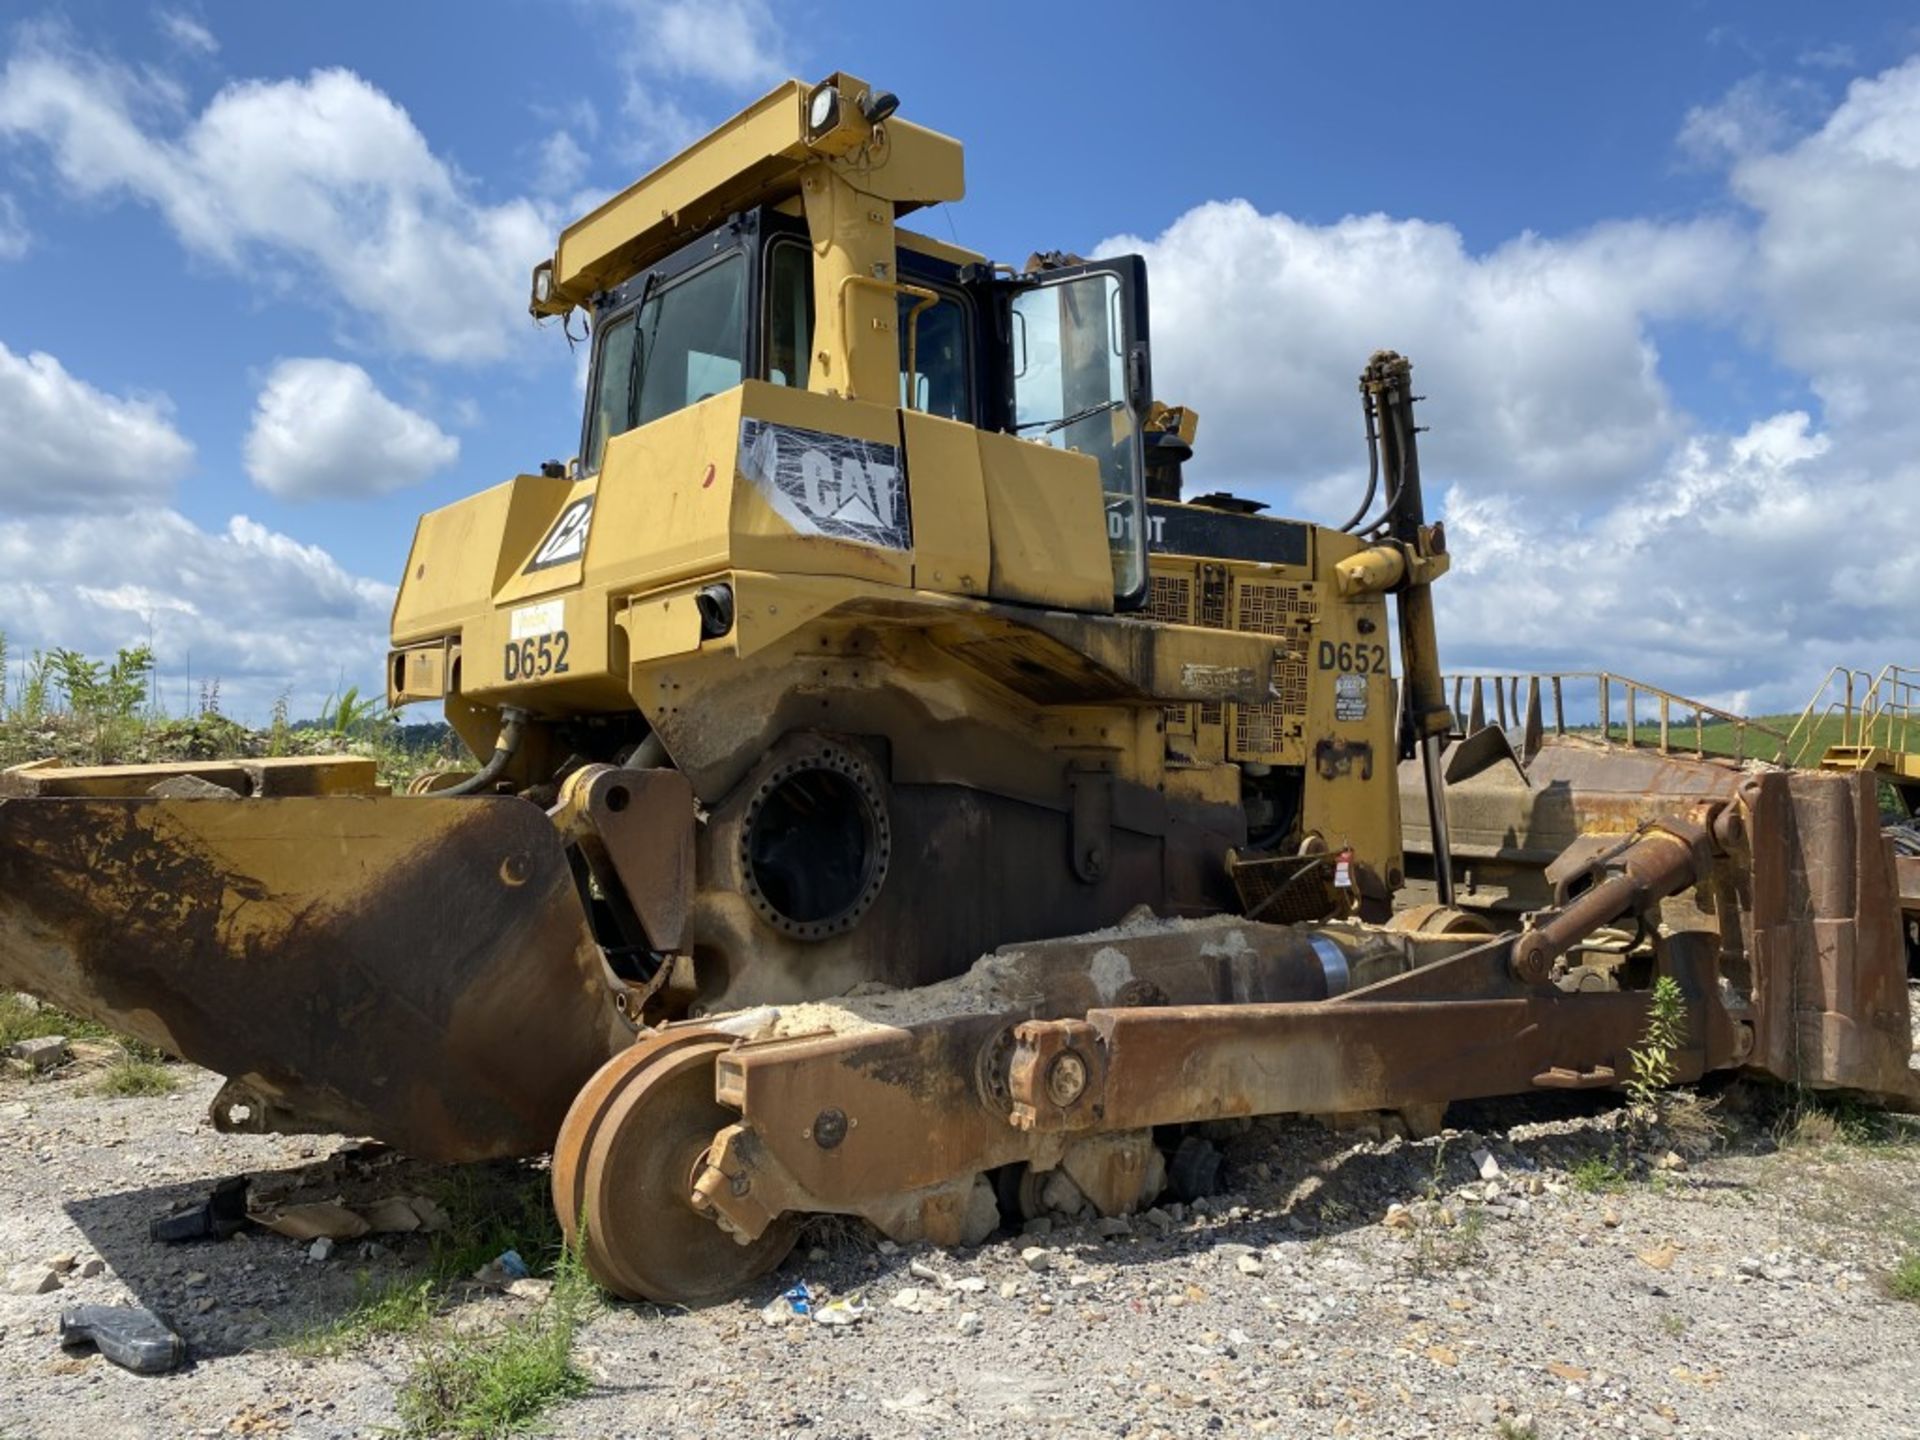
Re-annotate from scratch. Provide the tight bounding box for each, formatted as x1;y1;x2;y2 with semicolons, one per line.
2;72;1914;1306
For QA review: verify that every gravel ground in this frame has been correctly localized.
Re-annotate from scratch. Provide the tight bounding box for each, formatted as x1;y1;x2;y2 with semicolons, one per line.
3;1046;1918;1439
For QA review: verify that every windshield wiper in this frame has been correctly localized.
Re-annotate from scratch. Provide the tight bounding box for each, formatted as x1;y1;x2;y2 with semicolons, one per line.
626;271;660;416
1015;397;1126;436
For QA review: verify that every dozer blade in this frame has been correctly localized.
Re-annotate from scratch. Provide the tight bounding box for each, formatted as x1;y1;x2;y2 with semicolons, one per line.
0;794;631;1162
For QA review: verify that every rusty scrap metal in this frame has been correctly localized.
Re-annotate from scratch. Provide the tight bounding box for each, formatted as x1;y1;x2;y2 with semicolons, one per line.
0;754;381;799
548;763;697;952
0;794;631;1161
558;769;1917;1301
1508;809;1717;984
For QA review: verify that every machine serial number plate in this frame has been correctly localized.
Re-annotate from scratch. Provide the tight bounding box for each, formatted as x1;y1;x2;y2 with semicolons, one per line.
1334;674;1369;722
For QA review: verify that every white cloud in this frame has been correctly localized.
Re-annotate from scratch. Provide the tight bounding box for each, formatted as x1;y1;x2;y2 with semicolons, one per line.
534;128;589;197
592;0;791;156
244;358;459;500
0;341;193;513
1799;43;1857;72
1106;53;1920;711
157;10;218;57
1426;55;1920;708
1733;57;1920;444
0;190;25;258
0;40;552;362
1100;203;1742;505
1433;407;1919;713
605;0;788;89
0;509;394;721
1677;76;1800;165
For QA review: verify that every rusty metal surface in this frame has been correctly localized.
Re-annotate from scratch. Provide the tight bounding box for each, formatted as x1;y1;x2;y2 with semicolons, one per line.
552;1028;716;1246
575;765;697;952
679;927;1755;1249
0;754;381;799
1009;932;1741;1133
1509;815;1711;983
1744;769;1918;1104
563;765;1918;1301
1398;737;1748;916
571;1036;796;1304
683;746;1246;1014
0;794;630;1161
684;919;1398;1226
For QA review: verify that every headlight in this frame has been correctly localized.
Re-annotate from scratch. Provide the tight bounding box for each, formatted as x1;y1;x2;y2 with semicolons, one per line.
807;83;839;135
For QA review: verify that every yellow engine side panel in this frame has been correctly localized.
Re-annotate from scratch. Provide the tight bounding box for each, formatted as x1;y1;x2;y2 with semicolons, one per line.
392;473;578;644
975;430;1112;613
730;381;913;590
901;409;989;597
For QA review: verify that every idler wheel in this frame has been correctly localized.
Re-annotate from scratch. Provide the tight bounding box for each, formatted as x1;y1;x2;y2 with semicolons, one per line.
551;1028;720;1252
560;1038;796;1304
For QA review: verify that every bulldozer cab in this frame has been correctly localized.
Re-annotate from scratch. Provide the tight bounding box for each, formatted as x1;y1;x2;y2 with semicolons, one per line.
573;201;1154;608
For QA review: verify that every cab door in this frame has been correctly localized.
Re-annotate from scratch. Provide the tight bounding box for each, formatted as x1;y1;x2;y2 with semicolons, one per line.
1008;257;1154;609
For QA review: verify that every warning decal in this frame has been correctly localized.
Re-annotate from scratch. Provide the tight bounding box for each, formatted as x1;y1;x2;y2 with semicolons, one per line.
739;418;911;551
523;494;594;573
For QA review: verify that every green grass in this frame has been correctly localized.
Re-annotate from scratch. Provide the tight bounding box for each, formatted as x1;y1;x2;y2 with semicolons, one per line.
292;1274;437;1357
425;1163;565;1285
2;994;175;1079
1779;1094;1920;1153
281;1171;597;1438
1569;711;1853;765
0;993;111;1051
1889;1253;1920;1303
92;1054;179;1097
397;1248;596;1438
282;1175;597;1434
1569;1154;1628;1194
0;659;463;791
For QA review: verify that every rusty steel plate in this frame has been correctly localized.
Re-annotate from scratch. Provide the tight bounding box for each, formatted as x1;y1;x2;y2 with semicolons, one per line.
0;794;630;1161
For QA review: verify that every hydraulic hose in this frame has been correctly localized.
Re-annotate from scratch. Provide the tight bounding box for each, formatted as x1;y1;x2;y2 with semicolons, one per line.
1337;388;1382;533
437;706;530;797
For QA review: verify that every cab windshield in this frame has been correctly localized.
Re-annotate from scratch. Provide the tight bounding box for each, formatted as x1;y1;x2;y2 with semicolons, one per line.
584;253;746;473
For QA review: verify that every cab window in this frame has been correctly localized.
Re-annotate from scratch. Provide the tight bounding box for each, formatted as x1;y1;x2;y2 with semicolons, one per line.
764;240;972;421
767;243;811;388
584;252;746;474
902;294;969;421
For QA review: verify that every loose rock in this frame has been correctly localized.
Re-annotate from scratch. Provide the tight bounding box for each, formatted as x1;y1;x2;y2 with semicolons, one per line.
5;1264;61;1296
7;1036;68;1072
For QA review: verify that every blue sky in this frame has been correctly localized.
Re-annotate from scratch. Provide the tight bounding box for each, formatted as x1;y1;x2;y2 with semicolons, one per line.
3;2;1919;720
